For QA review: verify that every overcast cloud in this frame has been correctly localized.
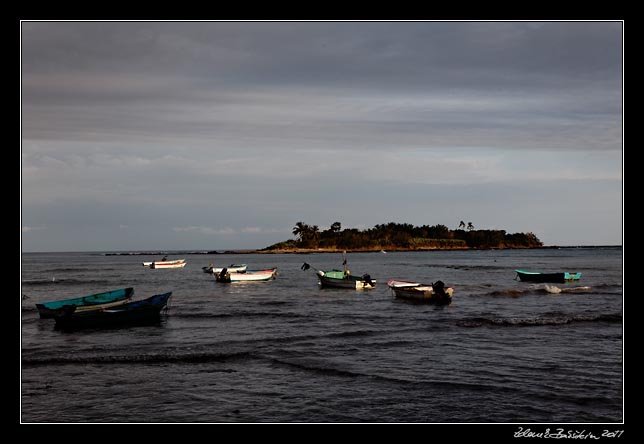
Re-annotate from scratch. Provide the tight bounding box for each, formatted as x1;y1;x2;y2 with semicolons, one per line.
21;21;622;251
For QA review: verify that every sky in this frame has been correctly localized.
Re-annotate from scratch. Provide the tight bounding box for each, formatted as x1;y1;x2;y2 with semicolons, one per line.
21;21;623;252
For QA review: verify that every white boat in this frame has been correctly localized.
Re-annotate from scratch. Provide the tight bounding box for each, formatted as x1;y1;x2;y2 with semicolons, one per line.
150;259;187;269
387;279;453;304
202;263;247;274
215;268;277;283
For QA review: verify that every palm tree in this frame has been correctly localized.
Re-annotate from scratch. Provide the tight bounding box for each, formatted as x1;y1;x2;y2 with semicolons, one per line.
292;222;309;242
310;225;320;243
467;222;474;231
330;222;342;233
459;221;466;229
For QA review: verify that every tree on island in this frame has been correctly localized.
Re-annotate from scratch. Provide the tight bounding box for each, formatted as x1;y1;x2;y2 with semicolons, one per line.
292;221;308;241
265;221;543;251
292;221;320;247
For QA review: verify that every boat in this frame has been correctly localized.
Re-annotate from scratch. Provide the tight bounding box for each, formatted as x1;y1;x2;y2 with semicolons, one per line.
202;263;247;274
54;292;172;330
515;270;582;283
301;253;376;290
149;259;187;269
35;287;134;319
316;270;376;289
387;279;453;304
215;268;277;283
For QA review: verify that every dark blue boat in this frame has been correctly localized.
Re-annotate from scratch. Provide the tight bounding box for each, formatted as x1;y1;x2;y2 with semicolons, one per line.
54;292;172;330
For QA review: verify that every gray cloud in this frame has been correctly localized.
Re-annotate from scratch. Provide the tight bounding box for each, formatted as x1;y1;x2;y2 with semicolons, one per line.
20;21;623;251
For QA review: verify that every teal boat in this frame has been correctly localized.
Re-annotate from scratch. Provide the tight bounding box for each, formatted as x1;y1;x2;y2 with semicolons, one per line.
515;270;582;284
35;287;134;319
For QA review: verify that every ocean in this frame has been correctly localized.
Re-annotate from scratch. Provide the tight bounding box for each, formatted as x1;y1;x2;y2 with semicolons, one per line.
21;247;623;423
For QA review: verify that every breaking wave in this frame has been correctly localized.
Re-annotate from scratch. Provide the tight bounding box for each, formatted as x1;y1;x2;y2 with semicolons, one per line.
22;350;255;367
457;313;622;328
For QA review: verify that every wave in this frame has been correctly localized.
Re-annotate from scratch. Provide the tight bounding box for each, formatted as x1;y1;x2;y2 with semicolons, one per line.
47;267;91;273
457;313;622;328
266;356;412;385
480;283;619;297
22;350;255;367
543;285;593;294
444;264;507;271
22;278;113;287
485;289;528;298
171;311;306;320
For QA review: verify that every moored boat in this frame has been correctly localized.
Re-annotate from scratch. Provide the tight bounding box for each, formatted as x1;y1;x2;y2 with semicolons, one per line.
202;263;247;274
387;279;453;304
215;268;277;283
301;253;376;290
515;270;582;283
317;270;376;289
54;291;172;330
35;287;134;319
150;259;187;269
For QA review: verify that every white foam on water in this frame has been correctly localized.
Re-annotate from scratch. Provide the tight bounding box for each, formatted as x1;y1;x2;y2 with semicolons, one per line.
545;284;562;294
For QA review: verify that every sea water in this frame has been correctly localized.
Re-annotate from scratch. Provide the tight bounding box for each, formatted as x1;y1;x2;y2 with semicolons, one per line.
21;247;623;423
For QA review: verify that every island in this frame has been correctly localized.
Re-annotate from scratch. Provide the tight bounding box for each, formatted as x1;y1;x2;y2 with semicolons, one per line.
260;221;543;253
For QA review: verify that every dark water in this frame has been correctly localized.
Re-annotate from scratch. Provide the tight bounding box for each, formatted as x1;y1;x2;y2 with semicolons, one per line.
21;248;623;423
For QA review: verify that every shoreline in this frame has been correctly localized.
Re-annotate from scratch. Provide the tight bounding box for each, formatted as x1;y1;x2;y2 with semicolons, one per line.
95;245;622;256
255;245;555;254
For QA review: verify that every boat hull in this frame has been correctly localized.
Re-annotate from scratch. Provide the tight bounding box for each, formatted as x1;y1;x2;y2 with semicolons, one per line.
515;270;582;283
54;292;172;330
215;268;277;282
150;260;186;269
35;287;134;319
390;286;454;304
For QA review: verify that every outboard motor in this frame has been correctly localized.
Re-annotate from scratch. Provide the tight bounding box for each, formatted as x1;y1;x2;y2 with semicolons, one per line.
433;280;447;302
218;267;228;282
362;274;374;288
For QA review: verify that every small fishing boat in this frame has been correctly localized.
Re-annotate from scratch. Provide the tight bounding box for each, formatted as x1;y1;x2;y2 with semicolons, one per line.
149;259;187;269
35;287;134;319
301;252;376;290
316;270;376;289
387;279;453;304
215;268;277;283
515;270;582;284
202;263;247;274
54;292;172;330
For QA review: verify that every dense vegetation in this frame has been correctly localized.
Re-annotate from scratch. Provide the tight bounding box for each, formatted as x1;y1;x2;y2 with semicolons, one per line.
263;221;543;251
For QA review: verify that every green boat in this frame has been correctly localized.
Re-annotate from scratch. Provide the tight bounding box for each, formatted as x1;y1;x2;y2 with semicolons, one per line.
35;287;134;319
302;252;375;290
515;270;582;284
316;270;376;289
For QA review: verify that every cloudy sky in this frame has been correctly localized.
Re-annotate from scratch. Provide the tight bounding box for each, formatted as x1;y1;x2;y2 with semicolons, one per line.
21;21;622;252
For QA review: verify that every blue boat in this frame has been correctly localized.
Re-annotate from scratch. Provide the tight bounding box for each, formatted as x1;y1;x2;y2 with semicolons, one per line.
35;287;134;319
54;292;172;330
515;270;582;284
